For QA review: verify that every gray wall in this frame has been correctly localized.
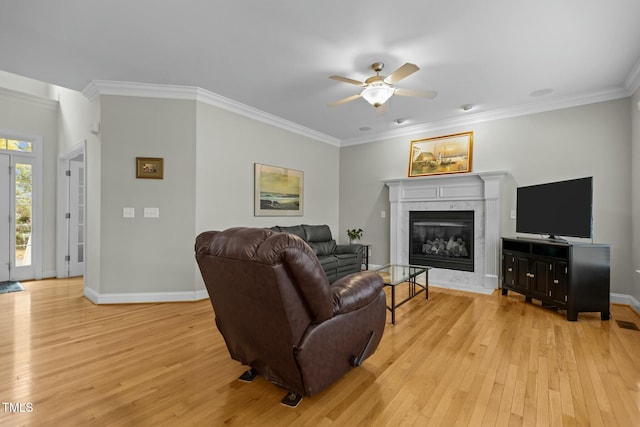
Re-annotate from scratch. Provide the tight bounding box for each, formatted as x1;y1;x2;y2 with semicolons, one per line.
340;99;633;294
195;102;341;233
97;96;198;294
632;88;640;305
90;96;340;296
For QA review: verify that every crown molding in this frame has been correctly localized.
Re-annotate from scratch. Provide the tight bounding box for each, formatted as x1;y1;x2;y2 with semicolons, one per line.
0;86;58;110
81;80;340;146
192;88;341;146
340;87;631;146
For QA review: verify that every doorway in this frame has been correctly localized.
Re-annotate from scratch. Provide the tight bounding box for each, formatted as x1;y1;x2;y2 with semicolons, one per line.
57;142;86;278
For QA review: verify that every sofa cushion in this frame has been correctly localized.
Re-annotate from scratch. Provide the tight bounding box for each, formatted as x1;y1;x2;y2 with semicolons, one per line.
334;253;359;267
303;224;333;243
309;240;337;257
276;225;306;240
317;255;338;270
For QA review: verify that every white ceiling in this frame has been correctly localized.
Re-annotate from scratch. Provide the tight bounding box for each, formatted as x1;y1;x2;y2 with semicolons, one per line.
1;1;640;145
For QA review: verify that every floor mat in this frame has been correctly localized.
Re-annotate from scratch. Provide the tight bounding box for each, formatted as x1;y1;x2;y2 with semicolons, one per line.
0;281;25;294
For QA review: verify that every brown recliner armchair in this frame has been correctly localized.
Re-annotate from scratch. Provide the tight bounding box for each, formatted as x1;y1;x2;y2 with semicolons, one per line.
195;227;386;406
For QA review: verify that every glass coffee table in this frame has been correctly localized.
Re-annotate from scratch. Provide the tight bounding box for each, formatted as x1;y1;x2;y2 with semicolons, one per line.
374;264;431;324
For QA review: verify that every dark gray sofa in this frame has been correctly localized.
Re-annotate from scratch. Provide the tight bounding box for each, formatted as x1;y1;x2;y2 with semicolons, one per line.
270;224;363;283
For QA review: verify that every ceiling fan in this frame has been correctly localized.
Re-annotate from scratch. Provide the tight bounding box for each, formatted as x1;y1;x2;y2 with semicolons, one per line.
329;62;437;109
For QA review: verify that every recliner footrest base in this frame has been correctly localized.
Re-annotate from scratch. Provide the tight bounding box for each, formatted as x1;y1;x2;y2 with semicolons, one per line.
281;391;303;407
238;368;258;382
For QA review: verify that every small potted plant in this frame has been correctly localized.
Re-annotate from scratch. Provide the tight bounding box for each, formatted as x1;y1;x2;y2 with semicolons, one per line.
346;228;363;244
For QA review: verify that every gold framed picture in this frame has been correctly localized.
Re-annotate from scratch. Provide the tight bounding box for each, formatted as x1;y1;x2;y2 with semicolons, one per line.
408;131;473;177
254;163;303;216
136;157;164;179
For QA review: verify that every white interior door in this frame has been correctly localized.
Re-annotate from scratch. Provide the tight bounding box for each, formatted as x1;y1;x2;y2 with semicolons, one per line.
68;155;85;277
0;154;9;282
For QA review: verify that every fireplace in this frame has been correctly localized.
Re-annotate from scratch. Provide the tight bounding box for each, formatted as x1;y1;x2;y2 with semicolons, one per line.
386;171;510;294
409;211;474;271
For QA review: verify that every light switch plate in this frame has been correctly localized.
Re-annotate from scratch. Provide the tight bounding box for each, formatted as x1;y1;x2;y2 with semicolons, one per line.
123;207;135;218
144;207;160;218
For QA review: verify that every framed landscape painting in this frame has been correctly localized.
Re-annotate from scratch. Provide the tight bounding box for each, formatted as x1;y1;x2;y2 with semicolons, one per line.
408;131;473;177
254;163;304;216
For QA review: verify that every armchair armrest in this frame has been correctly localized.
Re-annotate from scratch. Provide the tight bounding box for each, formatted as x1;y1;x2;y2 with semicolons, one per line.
330;271;383;316
335;244;363;255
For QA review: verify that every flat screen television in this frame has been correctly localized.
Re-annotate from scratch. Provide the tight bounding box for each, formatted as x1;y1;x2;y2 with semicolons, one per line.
516;177;593;239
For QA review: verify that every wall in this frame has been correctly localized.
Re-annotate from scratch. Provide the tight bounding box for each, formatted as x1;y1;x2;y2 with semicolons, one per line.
632;88;640;309
195;102;341;233
0;70;51;99
94;96;198;296
340;99;633;294
52;85;95;154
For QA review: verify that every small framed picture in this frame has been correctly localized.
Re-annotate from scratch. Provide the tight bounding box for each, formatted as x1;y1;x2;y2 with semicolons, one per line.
136;157;164;179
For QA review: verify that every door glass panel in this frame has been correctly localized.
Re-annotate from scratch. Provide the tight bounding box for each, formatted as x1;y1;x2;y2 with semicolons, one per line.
1;138;33;152
77;166;85;265
15;163;32;267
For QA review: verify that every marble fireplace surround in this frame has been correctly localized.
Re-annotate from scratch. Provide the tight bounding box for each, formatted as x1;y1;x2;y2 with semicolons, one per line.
385;171;509;295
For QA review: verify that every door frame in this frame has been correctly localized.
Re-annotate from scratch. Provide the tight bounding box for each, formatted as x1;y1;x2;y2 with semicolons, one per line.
56;141;86;278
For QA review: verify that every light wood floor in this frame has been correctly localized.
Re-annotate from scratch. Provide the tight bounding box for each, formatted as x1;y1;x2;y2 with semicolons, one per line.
1;278;639;426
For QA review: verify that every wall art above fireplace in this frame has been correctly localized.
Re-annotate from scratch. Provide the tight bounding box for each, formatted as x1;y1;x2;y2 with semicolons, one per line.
408;131;473;177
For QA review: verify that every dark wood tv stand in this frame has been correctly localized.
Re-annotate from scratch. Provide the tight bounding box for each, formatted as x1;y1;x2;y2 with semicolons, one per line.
501;237;610;321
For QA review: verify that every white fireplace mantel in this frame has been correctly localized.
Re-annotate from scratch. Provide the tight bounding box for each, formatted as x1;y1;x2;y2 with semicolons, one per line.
385;170;510;294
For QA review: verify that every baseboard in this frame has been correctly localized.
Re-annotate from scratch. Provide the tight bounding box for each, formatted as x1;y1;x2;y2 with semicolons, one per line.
611;292;640;316
84;287;209;304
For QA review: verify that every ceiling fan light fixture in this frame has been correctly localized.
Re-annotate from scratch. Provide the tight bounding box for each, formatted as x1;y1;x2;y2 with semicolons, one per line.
361;83;395;108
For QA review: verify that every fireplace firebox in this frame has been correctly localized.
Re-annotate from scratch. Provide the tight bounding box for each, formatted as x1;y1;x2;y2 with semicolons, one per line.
409;211;474;272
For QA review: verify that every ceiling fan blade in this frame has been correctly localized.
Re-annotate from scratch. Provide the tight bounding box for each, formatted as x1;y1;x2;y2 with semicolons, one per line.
328;93;362;107
384;63;419;85
329;75;366;86
395;88;438;99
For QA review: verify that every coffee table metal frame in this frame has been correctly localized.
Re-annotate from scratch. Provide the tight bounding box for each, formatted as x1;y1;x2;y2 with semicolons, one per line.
374;264;430;325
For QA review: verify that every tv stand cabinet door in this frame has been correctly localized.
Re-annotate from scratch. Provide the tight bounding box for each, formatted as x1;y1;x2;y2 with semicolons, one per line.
550;261;568;306
515;257;531;292
503;253;516;289
531;260;551;299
